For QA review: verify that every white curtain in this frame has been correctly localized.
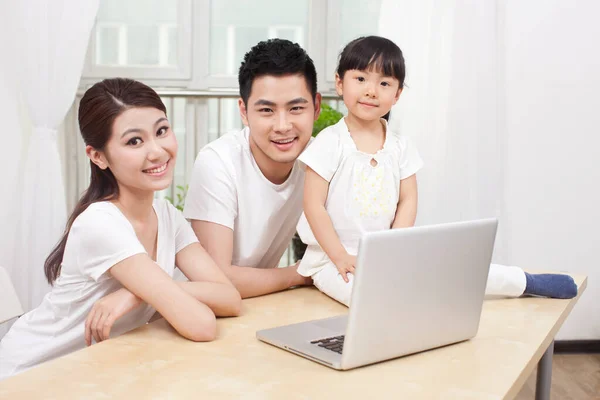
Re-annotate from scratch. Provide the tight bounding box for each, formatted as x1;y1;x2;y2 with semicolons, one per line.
8;0;100;317
379;0;507;260
0;11;25;338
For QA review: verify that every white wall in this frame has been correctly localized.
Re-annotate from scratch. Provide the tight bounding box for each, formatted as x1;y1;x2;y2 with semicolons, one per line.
502;0;600;339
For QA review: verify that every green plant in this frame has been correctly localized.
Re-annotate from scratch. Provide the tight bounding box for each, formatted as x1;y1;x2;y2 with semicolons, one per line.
313;104;343;136
165;184;188;212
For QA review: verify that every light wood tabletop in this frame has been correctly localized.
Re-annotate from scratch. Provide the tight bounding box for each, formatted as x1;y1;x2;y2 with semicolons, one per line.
0;274;587;400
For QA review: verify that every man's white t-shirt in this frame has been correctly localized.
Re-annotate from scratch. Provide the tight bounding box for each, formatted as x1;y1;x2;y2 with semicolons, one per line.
0;200;198;380
183;127;305;269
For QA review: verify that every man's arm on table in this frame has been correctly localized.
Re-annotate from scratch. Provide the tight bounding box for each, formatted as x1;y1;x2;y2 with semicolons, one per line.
191;220;311;298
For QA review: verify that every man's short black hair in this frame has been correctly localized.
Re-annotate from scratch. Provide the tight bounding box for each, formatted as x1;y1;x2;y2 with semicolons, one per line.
238;39;318;105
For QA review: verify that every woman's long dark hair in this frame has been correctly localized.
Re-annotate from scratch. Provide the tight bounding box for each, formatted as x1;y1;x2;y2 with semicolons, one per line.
44;78;167;284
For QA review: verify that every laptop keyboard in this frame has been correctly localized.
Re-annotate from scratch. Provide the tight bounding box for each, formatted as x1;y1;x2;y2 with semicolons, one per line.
311;335;345;354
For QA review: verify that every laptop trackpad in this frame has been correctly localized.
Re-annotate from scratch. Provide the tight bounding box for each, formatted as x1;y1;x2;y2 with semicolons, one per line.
313;315;348;333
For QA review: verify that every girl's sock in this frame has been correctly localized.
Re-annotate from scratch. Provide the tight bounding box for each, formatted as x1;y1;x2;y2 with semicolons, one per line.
524;272;578;299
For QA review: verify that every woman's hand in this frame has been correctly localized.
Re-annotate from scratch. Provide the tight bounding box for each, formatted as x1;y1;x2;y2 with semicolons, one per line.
85;288;143;346
332;253;356;283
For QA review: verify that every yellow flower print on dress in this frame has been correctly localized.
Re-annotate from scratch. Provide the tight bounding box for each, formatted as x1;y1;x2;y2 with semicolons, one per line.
351;162;394;219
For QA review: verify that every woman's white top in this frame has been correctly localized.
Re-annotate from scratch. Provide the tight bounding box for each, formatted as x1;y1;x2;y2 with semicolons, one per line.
0;200;198;379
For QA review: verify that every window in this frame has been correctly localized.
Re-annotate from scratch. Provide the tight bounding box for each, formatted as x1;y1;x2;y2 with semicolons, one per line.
83;0;192;80
81;0;382;91
208;0;309;76
325;0;383;84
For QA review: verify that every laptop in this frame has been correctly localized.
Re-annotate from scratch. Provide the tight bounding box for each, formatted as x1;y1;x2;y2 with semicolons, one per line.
256;218;497;370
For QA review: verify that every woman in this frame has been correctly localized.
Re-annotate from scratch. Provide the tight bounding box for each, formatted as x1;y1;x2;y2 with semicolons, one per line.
0;78;241;380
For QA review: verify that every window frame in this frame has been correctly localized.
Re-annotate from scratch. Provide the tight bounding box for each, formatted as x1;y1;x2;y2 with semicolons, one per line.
80;0;357;94
82;0;192;82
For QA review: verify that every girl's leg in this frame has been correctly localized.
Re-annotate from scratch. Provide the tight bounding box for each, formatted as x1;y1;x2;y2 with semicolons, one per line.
485;264;526;297
312;264;354;307
486;264;577;299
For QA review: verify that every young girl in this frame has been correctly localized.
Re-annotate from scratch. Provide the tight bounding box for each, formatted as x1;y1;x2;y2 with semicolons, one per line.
296;36;577;306
0;78;241;380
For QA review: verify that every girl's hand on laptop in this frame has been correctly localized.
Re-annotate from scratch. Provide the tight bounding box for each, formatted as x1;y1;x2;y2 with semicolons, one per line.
333;253;356;283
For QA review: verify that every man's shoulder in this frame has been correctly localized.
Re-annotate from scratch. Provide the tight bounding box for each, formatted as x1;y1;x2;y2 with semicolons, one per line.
193;128;250;176
189;128;254;191
201;128;248;158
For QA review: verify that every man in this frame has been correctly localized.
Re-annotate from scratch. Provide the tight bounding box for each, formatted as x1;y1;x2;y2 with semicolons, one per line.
183;39;320;298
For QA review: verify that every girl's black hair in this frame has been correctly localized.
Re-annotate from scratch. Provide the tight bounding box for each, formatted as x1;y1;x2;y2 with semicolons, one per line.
337;35;406;88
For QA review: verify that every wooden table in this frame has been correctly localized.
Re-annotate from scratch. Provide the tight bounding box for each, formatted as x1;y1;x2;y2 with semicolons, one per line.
0;275;587;399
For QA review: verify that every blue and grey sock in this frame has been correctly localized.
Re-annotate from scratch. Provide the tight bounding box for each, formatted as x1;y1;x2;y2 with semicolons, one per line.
524;273;578;299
